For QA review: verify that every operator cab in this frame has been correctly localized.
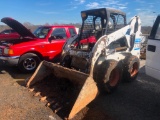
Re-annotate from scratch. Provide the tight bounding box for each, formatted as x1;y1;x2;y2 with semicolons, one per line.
74;8;127;51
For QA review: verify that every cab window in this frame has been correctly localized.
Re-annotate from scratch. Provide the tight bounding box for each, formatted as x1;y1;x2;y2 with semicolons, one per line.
149;16;160;40
11;30;16;33
155;23;160;39
108;36;127;50
33;27;51;38
69;28;76;37
51;28;67;39
107;14;126;34
1;29;11;34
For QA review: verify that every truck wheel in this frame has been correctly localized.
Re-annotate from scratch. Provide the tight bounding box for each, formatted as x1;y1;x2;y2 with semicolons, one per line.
18;53;41;73
123;56;139;82
95;60;122;93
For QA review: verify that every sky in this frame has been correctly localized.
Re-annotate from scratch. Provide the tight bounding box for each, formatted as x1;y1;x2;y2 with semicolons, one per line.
0;0;159;26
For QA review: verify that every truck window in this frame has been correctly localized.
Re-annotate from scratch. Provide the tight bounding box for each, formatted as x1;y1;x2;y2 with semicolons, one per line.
155;23;160;39
1;29;11;34
11;30;16;33
51;28;67;39
33;27;50;38
69;28;76;37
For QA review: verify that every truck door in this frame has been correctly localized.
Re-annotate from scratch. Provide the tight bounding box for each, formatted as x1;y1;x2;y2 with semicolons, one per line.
146;15;160;80
47;28;67;61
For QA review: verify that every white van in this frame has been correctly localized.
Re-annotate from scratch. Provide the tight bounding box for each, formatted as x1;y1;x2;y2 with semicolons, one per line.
146;15;160;80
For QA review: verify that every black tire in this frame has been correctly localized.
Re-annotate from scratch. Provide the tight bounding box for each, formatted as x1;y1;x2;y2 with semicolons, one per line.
94;60;122;93
18;53;41;73
123;55;140;82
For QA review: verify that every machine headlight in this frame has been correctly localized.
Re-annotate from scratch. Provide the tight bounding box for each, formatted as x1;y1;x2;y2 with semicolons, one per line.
4;48;14;55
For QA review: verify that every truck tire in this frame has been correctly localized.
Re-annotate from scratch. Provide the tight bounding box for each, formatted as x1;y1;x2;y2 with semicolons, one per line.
18;53;41;73
95;60;122;93
123;55;139;82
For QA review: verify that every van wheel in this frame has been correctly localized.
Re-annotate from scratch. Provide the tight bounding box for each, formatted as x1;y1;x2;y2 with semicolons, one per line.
123;56;140;82
95;60;122;93
18;53;41;73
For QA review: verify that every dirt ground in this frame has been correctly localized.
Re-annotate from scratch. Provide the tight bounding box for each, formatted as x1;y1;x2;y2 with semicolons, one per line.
0;60;160;120
0;66;54;120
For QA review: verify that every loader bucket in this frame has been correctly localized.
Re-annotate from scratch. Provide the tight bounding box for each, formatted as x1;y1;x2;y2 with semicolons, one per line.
27;61;98;119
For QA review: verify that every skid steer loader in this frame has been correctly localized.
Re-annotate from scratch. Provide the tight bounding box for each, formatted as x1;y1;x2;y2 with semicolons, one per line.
26;8;141;119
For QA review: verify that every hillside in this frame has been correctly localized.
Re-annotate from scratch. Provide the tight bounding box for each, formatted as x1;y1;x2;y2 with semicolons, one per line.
0;24;152;34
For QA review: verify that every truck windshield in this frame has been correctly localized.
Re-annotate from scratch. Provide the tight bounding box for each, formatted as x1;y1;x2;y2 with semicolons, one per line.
33;27;51;38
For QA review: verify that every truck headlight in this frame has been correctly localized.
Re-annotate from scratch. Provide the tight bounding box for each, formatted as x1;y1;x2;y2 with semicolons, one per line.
4;48;14;55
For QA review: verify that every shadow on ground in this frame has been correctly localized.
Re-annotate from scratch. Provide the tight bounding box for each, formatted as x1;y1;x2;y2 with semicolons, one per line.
83;65;160;120
1;60;160;120
0;61;32;86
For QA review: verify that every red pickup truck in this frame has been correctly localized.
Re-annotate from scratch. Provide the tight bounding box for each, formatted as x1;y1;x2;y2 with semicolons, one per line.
0;17;77;72
0;29;20;40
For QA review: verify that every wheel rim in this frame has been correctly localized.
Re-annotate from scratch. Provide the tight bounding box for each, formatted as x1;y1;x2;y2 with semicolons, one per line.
23;58;37;71
130;62;138;77
109;68;120;87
